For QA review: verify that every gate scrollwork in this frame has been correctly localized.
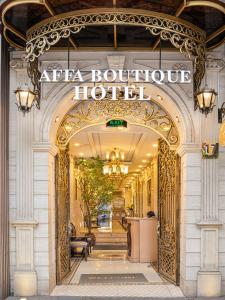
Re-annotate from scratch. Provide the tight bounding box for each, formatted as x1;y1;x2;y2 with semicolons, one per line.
158;138;180;283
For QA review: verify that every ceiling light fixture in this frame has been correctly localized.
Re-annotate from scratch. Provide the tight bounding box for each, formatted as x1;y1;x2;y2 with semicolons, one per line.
103;148;128;176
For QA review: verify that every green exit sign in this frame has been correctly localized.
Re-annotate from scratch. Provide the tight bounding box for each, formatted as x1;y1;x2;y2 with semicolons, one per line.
106;119;127;128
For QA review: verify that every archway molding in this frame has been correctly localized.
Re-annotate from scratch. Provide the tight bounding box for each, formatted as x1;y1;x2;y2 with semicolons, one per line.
56;98;179;148
38;78;197;148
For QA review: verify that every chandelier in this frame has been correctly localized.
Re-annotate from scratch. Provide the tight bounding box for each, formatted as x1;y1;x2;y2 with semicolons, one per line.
103;148;129;176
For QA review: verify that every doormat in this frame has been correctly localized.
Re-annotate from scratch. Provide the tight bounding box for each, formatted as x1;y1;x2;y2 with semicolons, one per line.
79;273;148;285
93;244;127;250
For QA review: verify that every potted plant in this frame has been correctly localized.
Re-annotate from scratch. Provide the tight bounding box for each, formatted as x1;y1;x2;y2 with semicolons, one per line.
78;157;115;237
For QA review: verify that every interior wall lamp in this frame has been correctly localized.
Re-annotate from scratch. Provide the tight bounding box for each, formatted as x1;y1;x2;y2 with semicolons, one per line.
218;102;225;123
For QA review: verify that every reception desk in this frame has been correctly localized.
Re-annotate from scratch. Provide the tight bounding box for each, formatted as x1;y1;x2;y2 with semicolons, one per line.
126;217;157;263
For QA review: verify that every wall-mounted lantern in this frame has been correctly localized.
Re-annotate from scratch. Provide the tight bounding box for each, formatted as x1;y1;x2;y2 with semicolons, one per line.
196;86;217;115
15;85;37;115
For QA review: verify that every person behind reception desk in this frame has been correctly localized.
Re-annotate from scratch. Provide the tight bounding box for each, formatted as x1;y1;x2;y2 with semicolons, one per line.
147;211;155;218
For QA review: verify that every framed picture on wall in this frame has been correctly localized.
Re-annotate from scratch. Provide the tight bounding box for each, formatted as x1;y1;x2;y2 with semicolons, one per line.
147;179;151;206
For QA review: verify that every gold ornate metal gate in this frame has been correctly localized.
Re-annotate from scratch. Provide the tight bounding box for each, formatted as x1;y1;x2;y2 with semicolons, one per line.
158;139;180;284
55;146;70;283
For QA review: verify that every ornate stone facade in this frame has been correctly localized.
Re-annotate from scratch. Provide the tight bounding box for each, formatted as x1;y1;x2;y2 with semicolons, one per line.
6;48;225;298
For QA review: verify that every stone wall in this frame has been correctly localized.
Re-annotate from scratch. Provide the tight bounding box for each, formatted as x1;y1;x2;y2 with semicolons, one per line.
7;48;225;297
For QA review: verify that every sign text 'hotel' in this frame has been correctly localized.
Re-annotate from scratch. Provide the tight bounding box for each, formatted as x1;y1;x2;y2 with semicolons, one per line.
40;69;191;101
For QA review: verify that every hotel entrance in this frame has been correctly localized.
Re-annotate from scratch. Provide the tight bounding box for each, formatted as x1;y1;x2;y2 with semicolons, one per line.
2;1;225;298
51;98;182;296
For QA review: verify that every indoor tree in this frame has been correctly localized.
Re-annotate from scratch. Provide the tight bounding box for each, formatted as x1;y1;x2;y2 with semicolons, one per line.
77;156;115;234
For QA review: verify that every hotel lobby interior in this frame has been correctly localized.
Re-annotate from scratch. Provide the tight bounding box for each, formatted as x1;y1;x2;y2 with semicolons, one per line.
51;118;183;297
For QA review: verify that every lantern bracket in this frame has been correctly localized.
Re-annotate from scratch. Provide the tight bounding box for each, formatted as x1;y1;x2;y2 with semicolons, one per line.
27;58;41;109
218;102;225;123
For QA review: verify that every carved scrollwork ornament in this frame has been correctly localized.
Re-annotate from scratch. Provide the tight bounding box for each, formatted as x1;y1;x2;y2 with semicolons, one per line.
158;138;178;283
24;9;206;102
57;96;179;148
206;54;225;69
56;146;71;281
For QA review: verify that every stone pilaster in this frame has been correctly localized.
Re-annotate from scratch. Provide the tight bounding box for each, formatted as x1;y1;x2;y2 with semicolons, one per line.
177;143;202;297
197;58;224;297
0;36;10;300
10;62;38;296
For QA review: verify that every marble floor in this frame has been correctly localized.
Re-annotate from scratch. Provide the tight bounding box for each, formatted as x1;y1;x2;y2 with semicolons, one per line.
52;253;184;298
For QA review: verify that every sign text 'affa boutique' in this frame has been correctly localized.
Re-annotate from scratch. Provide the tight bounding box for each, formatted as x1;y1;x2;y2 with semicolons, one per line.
39;69;191;100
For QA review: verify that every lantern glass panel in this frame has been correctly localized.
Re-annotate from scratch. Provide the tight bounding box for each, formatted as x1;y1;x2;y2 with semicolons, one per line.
15;89;36;109
197;93;204;108
203;91;213;108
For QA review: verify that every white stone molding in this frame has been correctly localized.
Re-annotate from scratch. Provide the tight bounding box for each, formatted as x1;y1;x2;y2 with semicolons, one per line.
107;55;125;69
197;224;222;297
206;55;225;71
176;143;201;157
11;68;39;296
196;64;223;297
16;107;34;220
39;79;197;147
179;149;202;297
11;220;38;227
10;57;27;71
32;142;58;156
12;222;38;296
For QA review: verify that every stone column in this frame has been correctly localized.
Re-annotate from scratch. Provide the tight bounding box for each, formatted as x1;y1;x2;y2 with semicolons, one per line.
197;58;224;297
177;143;201;297
10;63;38;296
32;143;58;295
0;36;10;300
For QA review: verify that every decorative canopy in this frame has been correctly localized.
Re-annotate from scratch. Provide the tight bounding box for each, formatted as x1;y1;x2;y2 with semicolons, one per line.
1;0;224;97
1;0;225;51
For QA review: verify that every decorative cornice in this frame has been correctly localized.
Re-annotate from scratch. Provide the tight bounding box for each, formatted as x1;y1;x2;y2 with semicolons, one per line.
197;220;223;228
11;220;39;227
206;55;225;71
173;63;188;71
9;53;28;70
176;143;201;157
107;56;125;70
9;58;27;71
32;142;58;156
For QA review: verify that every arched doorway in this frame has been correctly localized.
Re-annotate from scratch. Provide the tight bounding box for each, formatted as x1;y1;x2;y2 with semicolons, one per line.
54;98;181;285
